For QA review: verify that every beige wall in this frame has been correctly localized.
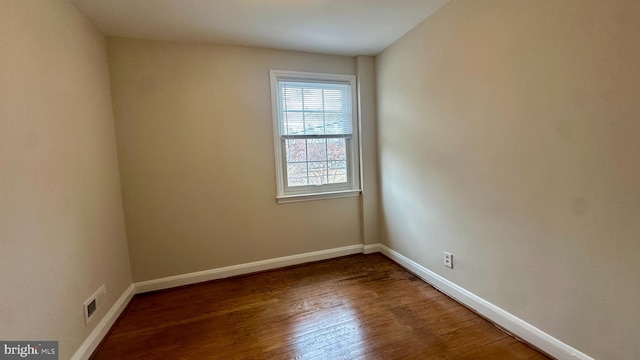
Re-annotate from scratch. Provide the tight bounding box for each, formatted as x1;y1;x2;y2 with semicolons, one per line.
356;56;380;246
376;1;640;359
0;1;132;359
107;38;362;282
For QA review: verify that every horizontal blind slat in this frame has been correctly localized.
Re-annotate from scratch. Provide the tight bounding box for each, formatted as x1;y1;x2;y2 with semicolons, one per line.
279;80;352;136
281;134;352;140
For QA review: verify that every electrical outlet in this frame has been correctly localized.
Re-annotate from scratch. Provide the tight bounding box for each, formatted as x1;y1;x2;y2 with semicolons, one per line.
444;252;453;269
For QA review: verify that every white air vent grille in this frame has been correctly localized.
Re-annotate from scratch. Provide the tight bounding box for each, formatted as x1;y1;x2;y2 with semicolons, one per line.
83;285;106;325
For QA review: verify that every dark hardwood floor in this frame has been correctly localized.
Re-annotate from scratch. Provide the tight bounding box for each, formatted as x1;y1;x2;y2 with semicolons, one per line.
91;254;550;359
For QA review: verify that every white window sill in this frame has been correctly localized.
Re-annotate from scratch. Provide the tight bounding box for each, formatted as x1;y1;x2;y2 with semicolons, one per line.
276;190;361;204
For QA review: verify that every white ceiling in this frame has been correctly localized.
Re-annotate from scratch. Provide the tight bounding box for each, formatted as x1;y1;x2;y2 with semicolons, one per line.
69;0;448;56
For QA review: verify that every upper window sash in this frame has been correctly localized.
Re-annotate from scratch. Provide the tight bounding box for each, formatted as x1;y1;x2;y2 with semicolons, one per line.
277;80;353;137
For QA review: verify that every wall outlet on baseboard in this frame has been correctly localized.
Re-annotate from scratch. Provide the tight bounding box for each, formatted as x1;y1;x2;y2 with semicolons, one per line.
84;285;106;325
444;252;453;269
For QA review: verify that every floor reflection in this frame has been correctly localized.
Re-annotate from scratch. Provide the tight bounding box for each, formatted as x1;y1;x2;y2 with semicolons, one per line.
289;297;365;359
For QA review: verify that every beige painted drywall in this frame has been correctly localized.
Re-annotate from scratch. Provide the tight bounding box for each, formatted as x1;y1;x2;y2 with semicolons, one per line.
356;56;380;246
376;0;640;359
0;0;132;359
107;38;362;282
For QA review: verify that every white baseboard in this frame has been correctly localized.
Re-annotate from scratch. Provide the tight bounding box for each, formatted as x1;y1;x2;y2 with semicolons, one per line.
369;243;593;360
70;283;135;360
70;245;363;359
363;243;382;254
72;243;590;360
134;244;364;294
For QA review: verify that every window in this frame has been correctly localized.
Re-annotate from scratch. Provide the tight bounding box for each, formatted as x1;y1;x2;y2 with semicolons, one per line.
270;70;360;203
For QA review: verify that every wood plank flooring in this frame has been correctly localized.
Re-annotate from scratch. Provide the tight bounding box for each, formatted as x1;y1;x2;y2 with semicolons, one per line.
91;254;550;359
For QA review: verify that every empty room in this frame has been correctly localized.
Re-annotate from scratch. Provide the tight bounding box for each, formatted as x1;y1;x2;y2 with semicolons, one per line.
1;0;638;359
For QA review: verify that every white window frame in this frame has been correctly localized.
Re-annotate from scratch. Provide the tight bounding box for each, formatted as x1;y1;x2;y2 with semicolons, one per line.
270;70;361;204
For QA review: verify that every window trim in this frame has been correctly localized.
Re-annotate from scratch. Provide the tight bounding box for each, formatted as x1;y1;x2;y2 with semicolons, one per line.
270;70;361;203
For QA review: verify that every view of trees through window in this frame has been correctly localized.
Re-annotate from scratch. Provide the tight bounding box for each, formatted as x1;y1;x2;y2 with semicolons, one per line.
286;138;347;186
279;81;352;187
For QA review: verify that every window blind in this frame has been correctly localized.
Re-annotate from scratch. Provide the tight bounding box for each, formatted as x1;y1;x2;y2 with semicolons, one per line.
278;80;352;136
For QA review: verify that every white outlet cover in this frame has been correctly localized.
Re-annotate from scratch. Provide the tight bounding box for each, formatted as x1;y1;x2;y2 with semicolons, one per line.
444;252;453;269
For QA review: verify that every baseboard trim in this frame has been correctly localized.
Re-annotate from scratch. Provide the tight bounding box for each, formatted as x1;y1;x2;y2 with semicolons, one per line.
363;243;381;254
70;283;135;360
70;245;364;359
72;244;591;360
369;243;593;360
134;244;365;294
